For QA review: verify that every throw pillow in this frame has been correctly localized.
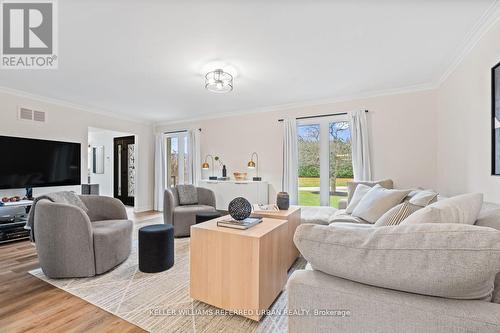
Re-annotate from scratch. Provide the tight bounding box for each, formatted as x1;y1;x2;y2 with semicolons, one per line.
351;185;411;223
408;190;438;207
294;222;500;300
401;193;483;225
374;202;421;226
347;179;393;203
177;185;198;205
345;184;371;214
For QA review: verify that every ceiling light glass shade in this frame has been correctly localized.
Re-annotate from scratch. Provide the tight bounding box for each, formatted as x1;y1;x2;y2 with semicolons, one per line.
205;69;233;93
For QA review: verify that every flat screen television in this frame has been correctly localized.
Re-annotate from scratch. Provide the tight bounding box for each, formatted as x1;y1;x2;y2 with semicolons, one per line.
0;136;81;190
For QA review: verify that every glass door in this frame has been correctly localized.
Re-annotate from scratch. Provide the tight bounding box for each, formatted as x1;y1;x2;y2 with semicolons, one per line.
297;123;321;206
113;136;135;206
166;132;189;188
329;121;353;207
297;116;353;207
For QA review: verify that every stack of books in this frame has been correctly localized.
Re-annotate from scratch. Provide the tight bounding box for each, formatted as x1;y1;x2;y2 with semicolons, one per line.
217;217;262;230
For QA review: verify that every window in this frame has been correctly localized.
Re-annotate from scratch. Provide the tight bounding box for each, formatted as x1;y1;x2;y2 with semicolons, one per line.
166;132;189;187
297;116;353;207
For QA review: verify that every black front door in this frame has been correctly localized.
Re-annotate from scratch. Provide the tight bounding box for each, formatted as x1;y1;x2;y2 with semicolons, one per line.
113;136;135;206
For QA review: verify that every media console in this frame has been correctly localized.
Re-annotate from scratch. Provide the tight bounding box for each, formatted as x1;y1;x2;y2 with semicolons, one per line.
0;200;32;244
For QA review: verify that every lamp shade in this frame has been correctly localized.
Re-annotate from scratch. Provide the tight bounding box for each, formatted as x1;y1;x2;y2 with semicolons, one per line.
202;162;210;169
247;160;256;169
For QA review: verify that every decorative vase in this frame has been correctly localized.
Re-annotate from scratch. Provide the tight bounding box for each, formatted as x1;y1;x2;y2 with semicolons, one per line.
276;192;290;210
228;197;252;221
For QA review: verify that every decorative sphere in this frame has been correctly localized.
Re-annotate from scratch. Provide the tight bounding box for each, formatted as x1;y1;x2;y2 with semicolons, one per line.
228;197;252;221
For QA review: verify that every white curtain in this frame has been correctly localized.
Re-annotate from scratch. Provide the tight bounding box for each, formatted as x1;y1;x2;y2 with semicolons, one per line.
188;129;201;186
154;133;166;211
349;110;372;181
282;118;299;205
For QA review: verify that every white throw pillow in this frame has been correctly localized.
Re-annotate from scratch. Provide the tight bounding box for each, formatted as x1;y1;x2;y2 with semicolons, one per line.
345;184;371;214
401;193;483;225
351;185;411;223
409;190;438;207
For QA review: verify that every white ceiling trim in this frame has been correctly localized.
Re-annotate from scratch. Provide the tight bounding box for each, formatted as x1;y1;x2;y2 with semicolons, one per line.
437;0;500;85
156;82;437;126
0;86;153;125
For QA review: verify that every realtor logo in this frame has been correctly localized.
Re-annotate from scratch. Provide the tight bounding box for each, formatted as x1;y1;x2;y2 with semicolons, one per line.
1;0;57;69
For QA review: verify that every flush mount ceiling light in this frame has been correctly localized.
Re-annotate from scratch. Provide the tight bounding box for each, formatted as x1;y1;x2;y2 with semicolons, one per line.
205;69;233;93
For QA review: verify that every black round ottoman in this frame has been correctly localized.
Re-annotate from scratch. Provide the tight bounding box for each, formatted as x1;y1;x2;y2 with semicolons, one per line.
139;224;174;273
195;211;222;224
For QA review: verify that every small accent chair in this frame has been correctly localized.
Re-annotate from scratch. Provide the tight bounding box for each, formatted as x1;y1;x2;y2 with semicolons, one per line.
34;195;133;278
164;185;217;237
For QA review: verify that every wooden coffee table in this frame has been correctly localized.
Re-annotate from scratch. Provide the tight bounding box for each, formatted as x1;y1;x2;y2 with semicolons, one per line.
190;217;289;321
251;206;301;269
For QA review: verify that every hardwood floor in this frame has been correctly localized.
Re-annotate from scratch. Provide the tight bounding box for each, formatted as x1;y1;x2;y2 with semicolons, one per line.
0;208;161;333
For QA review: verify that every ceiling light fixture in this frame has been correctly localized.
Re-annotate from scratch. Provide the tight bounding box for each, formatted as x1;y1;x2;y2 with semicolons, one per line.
205;69;233;93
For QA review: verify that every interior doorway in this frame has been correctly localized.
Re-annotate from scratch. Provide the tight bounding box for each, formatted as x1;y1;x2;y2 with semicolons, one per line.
113;136;136;206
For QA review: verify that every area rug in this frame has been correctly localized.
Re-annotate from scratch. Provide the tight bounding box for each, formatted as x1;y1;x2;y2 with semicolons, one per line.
29;217;306;333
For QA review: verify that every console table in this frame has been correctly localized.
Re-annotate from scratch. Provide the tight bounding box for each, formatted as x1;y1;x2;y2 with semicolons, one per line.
0;200;33;244
198;180;268;210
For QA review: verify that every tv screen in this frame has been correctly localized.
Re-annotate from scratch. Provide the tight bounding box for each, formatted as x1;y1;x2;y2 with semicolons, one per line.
0;136;81;189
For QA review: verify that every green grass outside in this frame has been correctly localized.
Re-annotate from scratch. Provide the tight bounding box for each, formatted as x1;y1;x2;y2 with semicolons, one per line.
298;191;343;208
298;177;352;187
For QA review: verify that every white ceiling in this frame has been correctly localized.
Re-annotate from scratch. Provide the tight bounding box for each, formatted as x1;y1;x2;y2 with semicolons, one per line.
0;0;497;123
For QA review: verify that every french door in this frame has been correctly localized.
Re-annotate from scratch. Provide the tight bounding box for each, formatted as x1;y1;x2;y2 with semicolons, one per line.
113;136;135;206
297;115;353;207
165;132;190;188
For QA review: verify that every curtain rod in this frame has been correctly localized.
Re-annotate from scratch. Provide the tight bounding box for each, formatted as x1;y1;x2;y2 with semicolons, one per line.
277;110;368;122
164;128;202;135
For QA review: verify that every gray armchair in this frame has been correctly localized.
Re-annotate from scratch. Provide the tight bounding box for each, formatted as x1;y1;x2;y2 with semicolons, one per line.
34;195;133;278
164;186;217;237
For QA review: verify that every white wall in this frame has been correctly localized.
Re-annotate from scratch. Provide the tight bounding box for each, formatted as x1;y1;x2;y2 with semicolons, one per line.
88;129;132;197
157;89;438;203
436;17;500;203
0;90;155;212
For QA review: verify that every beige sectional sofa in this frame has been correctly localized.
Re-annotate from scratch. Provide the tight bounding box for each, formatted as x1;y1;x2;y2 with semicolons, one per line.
289;181;500;333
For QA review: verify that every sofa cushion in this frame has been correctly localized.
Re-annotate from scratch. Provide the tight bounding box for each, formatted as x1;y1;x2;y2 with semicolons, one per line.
347;179;393;203
329;209;368;224
92;219;133;274
177;185;198;205
472;201;500;304
351;185;411;223
345;184;371;214
374;202;422;226
300;206;337;225
401;193;483;225
294;222;500;300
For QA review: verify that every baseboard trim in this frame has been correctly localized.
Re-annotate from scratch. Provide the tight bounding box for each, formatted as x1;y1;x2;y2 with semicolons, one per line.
134;205;154;213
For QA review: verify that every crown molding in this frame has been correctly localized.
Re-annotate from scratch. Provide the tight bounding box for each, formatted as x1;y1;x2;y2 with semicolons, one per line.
0;86;153;126
155;82;438;127
437;0;500;85
4;2;499;128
